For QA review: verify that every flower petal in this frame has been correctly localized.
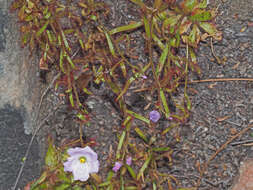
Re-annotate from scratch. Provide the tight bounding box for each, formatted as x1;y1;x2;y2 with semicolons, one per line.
72;159;90;181
149;110;161;123
126;156;132;166
112;162;122;172
88;159;99;173
67;146;98;160
63;160;74;172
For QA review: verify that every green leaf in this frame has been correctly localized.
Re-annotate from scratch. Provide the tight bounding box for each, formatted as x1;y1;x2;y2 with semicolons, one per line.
156;43;169;75
69;92;75;107
99;181;111;187
116;131;126;159
179;18;192;34
45;137;58;167
143;16;151;39
160;88;170;117
152;146;171;152
61;30;71;53
137;154;152;180
152;33;165;50
199;22;222;40
109;22;143;35
129;0;146;9
30;171;48;190
134;127;148;143
125;186;138;190
55;184;71;190
126;165;137;179
73;186;83;190
116;76;136;101
189;48;201;74
36;20;49;37
126;110;150;124
198;0;208;8
66;54;76;69
188;24;200;47
181;0;197;12
59;49;66;73
105;31;116;57
189;9;212;22
163;15;181;31
184;92;191;110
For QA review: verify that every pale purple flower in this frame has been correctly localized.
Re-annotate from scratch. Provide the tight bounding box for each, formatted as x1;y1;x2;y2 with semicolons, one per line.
112;162;122;172
126;156;132;166
149;110;161;123
63;146;99;181
142;75;147;79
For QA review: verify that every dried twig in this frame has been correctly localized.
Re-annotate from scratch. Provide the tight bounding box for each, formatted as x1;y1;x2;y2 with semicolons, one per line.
13;48;80;190
196;123;253;188
12;101;63;190
189;78;253;84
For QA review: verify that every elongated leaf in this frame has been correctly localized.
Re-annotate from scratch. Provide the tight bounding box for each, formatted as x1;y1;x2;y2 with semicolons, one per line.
189;48;201;74
197;0;208;8
152;146;171;152
160;88;170;117
188;24;200;47
163;15;181;30
69;93;75;107
181;0;197;12
156;43;169;75
129;0;146;9
143;16;151;38
116;131;126;159
36;20;49;37
152;33;165;49
99;181;111;187
189;9;212;22
116;76;136;101
55;184;71;190
66;55;76;69
45;137;58;167
184;92;191;110
135;127;148;143
105;31;116;57
179;18;192;34
120;175;124;190
137;154;152;180
125;186;138;190
59;50;66;73
109;22;143;35
199;22;222;40
30;171;48;190
126;110;150;124
61;30;71;53
126;165;137;179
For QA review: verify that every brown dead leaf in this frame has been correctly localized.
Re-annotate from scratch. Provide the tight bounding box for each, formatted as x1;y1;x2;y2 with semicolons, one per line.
230;128;237;135
232;62;240;69
208;82;217;89
216;115;231;122
240;26;247;33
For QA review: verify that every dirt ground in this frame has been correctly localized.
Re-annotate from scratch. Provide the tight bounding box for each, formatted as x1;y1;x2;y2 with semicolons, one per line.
35;0;253;189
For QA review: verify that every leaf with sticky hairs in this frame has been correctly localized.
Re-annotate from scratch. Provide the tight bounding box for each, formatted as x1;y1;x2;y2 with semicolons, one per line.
137;154;152;180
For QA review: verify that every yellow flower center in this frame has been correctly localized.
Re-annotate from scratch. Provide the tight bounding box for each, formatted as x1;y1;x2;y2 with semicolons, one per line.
79;156;86;163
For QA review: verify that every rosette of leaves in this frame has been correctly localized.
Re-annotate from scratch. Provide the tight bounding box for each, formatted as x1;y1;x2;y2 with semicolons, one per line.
10;0;112;122
129;0;222;122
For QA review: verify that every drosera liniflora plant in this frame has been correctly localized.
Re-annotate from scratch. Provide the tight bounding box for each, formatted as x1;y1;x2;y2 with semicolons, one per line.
10;0;221;189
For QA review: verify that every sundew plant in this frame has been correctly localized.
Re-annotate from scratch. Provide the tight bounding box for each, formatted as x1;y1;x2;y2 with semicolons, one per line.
10;0;221;189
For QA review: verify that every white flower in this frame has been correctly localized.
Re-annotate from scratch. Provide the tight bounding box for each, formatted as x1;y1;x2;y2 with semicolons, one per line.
63;146;99;181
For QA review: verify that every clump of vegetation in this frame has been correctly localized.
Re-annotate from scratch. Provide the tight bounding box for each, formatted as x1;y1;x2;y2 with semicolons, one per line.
11;0;221;189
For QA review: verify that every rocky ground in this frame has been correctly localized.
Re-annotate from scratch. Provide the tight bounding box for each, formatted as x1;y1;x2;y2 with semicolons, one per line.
0;0;253;189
